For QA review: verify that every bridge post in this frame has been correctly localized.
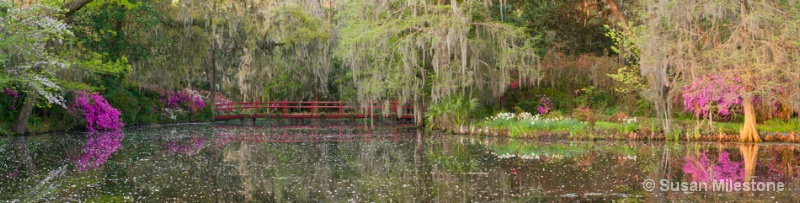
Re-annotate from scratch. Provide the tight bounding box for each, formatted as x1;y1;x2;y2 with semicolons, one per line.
282;100;287;118
338;102;343;116
391;101;397;120
311;100;315;117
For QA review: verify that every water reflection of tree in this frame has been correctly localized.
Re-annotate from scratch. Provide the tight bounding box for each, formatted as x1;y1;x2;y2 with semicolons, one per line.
5;125;800;201
669;143;800;201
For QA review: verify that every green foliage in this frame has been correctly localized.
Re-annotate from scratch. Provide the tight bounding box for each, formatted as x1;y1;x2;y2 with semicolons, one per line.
607;66;647;94
503;0;617;55
77;53;132;76
666;128;683;141
574;86;595;108
480;112;587;137
425;95;479;131
604;24;639;59
337;0;540;111
594;122;639;134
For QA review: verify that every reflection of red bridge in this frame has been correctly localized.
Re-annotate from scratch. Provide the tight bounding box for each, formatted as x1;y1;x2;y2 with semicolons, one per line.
214;101;417;122
213;123;418;145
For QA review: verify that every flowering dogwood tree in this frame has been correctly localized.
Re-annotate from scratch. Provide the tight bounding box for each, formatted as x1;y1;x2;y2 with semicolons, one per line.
0;1;74;134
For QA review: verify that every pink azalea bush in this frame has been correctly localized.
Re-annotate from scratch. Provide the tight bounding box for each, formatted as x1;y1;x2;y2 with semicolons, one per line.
74;91;124;132
2;87;17;98
537;95;552;115
682;75;743;118
77;131;124;170
160;90;206;112
3;87;18;110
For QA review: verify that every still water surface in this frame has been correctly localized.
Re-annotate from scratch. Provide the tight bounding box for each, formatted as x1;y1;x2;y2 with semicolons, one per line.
1;122;798;202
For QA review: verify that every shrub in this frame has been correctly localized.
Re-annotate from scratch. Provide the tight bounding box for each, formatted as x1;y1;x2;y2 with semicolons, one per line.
572;106;596;127
537;95;552;115
425;95;479;130
73;91;124;132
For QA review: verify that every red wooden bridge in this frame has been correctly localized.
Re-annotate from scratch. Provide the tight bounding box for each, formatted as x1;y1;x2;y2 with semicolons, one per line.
214;101;417;122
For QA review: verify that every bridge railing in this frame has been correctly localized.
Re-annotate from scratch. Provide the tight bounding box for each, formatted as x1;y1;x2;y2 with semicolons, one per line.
214;101;415;120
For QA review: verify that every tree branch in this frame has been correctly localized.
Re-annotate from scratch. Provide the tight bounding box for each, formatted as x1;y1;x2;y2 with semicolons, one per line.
62;0;94;17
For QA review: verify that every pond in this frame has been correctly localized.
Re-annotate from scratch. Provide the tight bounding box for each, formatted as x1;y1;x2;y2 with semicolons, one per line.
1;122;798;202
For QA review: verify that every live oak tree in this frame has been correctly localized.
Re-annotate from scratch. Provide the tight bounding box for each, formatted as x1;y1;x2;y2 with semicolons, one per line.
336;0;540;121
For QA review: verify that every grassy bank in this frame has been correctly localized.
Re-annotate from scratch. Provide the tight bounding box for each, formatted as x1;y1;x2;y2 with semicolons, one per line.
443;112;800;142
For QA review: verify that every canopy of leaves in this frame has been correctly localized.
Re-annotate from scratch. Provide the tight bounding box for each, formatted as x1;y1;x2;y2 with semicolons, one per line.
336;0;540;109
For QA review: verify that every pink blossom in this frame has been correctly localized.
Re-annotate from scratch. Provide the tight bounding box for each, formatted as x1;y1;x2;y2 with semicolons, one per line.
682;75;743;118
2;88;17;98
3;88;18;110
73;91;124;131
537;95;552;115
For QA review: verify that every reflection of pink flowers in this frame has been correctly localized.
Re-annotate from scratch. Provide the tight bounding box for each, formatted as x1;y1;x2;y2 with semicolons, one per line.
77;131;124;171
683;151;744;183
165;137;206;156
713;151;744;182
683;152;711;182
510;82;519;89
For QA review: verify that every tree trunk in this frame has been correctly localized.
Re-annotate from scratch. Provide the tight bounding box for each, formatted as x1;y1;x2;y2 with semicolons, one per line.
739;96;761;142
210;2;217;123
12;91;38;135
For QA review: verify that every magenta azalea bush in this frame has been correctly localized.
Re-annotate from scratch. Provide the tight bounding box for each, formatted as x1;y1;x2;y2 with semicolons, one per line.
77;131;124;170
2;87;17;98
74;91;124;131
160;90;205;112
682;75;743;118
3;87;18;110
537;95;552;115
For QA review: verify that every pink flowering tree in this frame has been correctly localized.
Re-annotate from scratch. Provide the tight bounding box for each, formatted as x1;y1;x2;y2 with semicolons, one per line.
73;91;124;132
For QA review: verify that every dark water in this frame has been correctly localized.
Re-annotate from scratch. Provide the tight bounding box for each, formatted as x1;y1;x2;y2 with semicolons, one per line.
1;123;799;202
